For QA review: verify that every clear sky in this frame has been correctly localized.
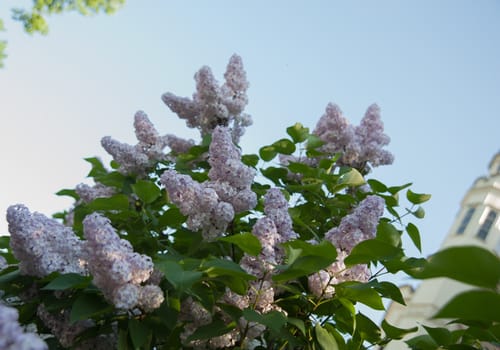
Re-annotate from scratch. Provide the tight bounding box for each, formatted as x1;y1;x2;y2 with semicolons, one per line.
0;1;499;267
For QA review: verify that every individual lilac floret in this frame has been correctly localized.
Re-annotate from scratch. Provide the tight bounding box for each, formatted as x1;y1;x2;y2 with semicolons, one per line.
208;126;257;213
0;303;48;350
6;205;87;277
160;170;234;240
83;213;163;310
162;54;252;143
101;111;170;176
75;183;117;204
325;195;385;252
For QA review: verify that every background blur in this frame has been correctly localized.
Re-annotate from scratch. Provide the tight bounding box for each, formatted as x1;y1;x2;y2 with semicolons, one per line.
0;1;499;274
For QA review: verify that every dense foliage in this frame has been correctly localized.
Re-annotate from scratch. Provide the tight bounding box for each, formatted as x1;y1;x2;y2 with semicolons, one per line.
0;55;498;350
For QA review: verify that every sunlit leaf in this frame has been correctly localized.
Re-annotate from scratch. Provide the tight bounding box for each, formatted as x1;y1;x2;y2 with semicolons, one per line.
286;123;309;143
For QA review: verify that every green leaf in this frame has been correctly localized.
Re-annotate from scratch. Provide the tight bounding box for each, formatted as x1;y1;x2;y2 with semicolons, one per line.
202;258;255;281
159;207;186;228
286;123;309;143
242;309;287;332
187;318;236;342
273;240;338;282
406;189;431;204
85;157;107;178
156;260;202;292
337;282;385;310
88;194;130;211
219;233;262;256
306;134;325;150
406;223;422;252
344;239;402;266
433;290;500;322
131;180;161;204
70;293;110;323
381;319;417;340
241;154;259;168
287;317;306;336
315;323;339;350
387;183;412;195
367;179;388;193
338;168;365;186
376;222;402;247
129;318;152;349
422;325;452;346
405;334;438;350
42;273;91;290
410;246;500;289
355;313;382;343
372;281;406;305
56;189;79;200
272;138;296;154
259;145;278;161
261;167;288;185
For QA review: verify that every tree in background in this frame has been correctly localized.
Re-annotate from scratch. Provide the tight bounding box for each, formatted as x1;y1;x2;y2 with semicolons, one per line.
0;0;125;67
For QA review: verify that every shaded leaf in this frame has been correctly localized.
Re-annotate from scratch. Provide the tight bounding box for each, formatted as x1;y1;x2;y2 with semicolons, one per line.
219;233;262;256
344;239;402;266
131;180;161;204
42;273;91;291
156;260;203;292
381;319;417;340
129;318;152;349
433;290;500;322
187;318;235;342
315;323;339;350
88;194;130;211
242;309;287;332
70;293;110;323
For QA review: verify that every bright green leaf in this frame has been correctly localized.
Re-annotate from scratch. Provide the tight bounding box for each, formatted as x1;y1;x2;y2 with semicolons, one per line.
306;134;325;150
88;194;130;211
344;239;402;266
376;222;402;248
406;223;422;252
156;260;203;292
84;157;107;178
286;123;309;143
272;138;296;154
407;189;431;204
259;146;277;161
367;179;388;193
338;168;365;186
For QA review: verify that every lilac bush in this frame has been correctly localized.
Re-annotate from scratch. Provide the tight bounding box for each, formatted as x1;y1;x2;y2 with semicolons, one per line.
0;54;444;350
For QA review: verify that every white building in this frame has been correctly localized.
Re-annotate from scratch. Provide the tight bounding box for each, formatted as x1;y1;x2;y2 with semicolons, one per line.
383;152;500;349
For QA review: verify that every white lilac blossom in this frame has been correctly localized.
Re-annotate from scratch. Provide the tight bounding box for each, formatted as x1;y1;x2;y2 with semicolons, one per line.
308;195;385;297
6;205;87;277
263;188;297;242
160;170;235;240
101;111;170;176
75;183;117;203
313;103;394;171
208;126;257;213
162;54;252;143
82;213;164;310
0;303;48;350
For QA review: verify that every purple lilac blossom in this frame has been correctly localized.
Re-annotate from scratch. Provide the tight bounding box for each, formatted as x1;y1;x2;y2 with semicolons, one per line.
75;183;117;203
0;303;48;350
308;195;385;297
82;213;164;310
164;134;196;154
313;103;393;171
6;204;87;277
162;54;252;143
208;126;257;213
101;111;170;176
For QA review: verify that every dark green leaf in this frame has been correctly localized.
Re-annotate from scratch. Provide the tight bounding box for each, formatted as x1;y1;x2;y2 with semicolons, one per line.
129;318;152;349
406;223;422;252
219;233;262;256
261;167;288;185
315;323;339;350
286;123;309;143
406;189;431;204
272;138;296;155
410;246;500;289
242;309;287;332
381;319;417;340
85;157;107;178
131;180;161;204
202;258;255;280
70;293;110;323
433;290;500;322
42;273;91;290
376;222;402;247
344;239;402;266
241;154;259;168
88;194;130;211
337;282;385;310
287;317;306;336
159;207;186;228
56;189;79;200
372;281;406;305
156;260;203;292
355;313;382;342
367;179;388;193
387;183;412;195
405;334;438;350
259;146;278;161
187;318;236;342
423;325;452;346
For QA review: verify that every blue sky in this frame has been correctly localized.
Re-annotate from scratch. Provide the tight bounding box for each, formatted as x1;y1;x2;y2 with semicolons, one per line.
0;0;499;266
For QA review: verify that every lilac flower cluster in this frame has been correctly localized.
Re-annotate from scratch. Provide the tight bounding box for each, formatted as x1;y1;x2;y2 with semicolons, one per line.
162;54;252;143
313;103;394;171
82;213;164;310
75;183;117;204
101;111;170;176
308;195;385;298
6;205;87;277
161;126;256;240
0;303;48;350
